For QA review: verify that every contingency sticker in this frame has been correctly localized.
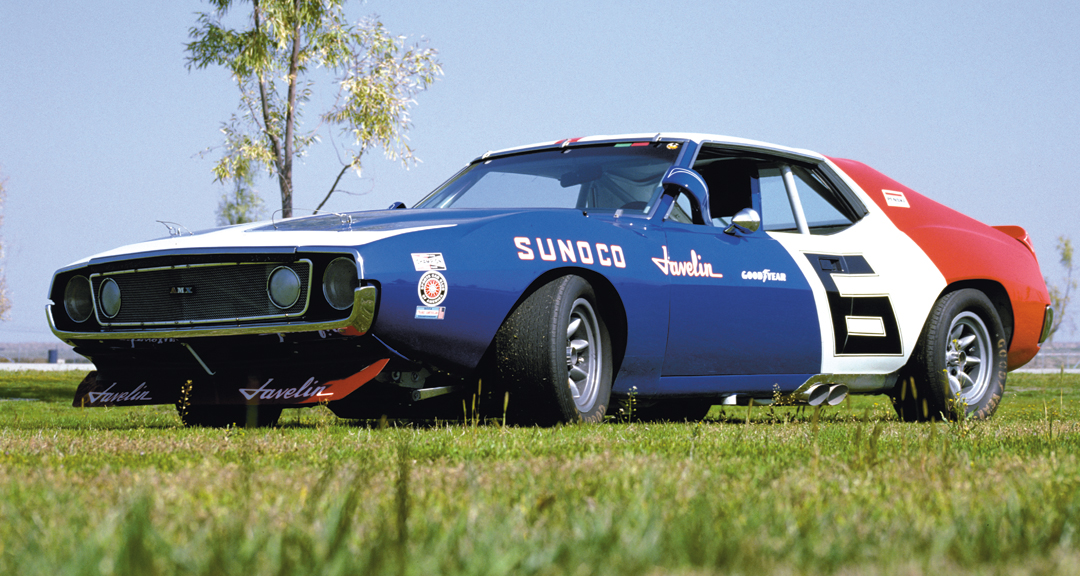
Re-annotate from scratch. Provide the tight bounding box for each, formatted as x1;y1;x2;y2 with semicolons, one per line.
411;253;447;271
882;189;910;208
415;306;446;320
418;271;448;306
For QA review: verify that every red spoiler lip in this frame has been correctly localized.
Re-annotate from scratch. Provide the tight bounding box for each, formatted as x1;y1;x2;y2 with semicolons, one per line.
992;225;1037;260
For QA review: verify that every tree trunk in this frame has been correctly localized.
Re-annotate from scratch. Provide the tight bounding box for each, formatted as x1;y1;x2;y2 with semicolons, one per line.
280;9;302;219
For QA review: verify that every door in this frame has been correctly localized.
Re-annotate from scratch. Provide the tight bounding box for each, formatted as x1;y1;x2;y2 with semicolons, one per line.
657;166;821;378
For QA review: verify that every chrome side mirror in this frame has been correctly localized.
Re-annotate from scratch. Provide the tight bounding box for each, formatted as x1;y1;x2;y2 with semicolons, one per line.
724;208;760;235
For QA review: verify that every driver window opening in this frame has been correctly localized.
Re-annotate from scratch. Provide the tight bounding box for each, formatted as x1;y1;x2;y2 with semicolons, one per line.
692;146;863;235
695;159;757;227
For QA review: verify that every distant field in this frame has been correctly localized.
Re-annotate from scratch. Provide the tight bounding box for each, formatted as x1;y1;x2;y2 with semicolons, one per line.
1;370;1078;575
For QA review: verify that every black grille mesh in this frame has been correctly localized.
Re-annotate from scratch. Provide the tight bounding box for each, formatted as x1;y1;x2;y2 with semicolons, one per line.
92;261;311;326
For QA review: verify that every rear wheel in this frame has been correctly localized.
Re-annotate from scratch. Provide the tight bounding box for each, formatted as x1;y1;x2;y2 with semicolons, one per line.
493;275;613;425
892;289;1007;421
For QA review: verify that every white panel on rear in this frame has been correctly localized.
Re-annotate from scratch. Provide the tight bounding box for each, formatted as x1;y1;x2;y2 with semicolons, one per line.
768;210;946;377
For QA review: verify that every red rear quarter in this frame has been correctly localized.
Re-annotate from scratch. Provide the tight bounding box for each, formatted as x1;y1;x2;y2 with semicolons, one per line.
830;157;1050;369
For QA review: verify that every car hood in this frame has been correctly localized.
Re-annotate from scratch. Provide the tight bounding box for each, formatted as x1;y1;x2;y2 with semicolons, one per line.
66;209;544;267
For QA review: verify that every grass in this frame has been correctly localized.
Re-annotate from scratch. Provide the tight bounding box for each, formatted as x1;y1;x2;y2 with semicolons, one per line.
1;370;1079;575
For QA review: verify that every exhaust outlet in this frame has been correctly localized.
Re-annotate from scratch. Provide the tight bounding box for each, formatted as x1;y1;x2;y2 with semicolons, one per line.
804;384;829;406
826;384;848;406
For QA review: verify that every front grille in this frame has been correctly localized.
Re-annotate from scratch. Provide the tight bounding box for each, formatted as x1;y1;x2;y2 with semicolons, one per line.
90;260;312;326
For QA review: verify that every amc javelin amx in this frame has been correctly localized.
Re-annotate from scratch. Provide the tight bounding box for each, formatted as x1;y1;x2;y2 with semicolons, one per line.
48;133;1053;426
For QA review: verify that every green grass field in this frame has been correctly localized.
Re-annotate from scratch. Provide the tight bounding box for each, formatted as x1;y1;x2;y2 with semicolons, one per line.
2;370;1078;575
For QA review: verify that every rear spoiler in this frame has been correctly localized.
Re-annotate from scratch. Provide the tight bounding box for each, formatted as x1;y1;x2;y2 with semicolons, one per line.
992;225;1038;261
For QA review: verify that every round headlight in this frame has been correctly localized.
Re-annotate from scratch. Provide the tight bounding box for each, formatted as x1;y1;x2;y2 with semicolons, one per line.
322;257;358;310
63;275;93;323
99;278;122;318
267;267;301;309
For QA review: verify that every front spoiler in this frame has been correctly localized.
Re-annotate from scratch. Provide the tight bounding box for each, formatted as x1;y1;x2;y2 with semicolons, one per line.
73;358;390;408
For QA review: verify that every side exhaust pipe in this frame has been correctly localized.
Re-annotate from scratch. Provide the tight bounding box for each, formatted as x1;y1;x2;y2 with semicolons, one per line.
803;384;829;406
794;383;849;406
825;384;848;406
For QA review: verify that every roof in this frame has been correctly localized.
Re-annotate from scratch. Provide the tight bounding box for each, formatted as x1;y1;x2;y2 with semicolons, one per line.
476;132;825;164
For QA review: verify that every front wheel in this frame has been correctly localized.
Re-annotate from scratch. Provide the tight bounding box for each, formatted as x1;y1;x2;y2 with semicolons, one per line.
893;289;1007;421
493;275;613;425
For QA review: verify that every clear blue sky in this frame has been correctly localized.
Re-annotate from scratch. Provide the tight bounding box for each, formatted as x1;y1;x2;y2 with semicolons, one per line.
1;0;1077;343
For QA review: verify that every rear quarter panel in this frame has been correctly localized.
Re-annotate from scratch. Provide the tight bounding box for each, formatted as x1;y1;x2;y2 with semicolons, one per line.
829;157;1050;369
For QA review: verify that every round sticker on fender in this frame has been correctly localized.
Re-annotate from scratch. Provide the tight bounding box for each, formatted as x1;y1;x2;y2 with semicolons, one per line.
418;271;448;306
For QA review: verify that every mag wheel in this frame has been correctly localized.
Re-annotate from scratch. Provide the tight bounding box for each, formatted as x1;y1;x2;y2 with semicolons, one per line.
494;275;613;425
893;289;1007;421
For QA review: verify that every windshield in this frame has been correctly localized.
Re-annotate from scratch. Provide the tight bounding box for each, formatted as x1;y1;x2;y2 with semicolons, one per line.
414;142;682;211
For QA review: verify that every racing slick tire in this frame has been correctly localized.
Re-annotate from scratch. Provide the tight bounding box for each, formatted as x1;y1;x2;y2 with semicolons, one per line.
493;275;613;426
892;288;1007;422
177;404;283;428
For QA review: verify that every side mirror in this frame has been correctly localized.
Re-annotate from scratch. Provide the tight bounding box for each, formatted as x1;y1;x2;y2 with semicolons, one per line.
388;202;407;210
660;167;710;224
724;208;761;235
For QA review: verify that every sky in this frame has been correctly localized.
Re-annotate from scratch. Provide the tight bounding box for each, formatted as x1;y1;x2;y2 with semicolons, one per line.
0;0;1078;344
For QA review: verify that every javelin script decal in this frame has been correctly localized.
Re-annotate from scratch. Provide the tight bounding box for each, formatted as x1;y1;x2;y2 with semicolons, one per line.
651;246;723;278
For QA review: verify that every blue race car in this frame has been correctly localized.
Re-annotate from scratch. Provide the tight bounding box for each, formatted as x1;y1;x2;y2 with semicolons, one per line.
48;133;1053;426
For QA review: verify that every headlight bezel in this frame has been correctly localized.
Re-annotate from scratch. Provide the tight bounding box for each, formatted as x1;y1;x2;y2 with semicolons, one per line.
322;257;359;311
63;275;94;323
267;266;302;310
98;277;122;318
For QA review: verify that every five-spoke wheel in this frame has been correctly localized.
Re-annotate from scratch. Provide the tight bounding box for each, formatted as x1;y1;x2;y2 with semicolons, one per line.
892;288;1006;421
493;275;612;425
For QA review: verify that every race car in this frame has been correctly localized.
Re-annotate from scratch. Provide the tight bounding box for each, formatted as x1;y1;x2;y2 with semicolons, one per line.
47;133;1053;426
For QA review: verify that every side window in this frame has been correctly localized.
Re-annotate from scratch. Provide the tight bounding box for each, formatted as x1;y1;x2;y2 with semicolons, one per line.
760;166;797;232
689;146;866;234
791;166;854;233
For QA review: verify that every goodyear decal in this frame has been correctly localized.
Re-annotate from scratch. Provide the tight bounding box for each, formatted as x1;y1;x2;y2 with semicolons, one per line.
741;269;787;282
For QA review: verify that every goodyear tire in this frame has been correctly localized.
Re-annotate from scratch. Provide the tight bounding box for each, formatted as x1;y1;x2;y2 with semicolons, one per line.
494;275;613;425
893;289;1007;421
177;404;282;428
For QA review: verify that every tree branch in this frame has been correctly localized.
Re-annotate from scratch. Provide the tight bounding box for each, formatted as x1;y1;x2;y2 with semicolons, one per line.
314;164;352;214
